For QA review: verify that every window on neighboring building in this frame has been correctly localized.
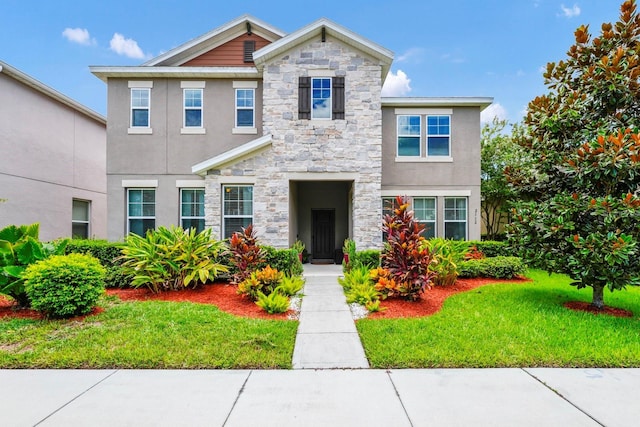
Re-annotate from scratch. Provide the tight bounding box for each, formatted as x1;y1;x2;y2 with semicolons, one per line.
128;189;155;236
235;89;254;127
223;185;253;239
183;88;203;128
444;197;467;240
397;115;421;157
131;88;150;127
298;76;344;120
427;115;450;156
413;197;436;239
180;189;205;233
72;199;90;239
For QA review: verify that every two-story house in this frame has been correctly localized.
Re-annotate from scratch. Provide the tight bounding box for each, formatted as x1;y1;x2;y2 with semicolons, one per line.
91;16;491;261
0;60;106;241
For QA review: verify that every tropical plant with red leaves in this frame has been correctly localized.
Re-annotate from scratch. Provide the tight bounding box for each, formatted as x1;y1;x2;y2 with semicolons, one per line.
378;196;436;301
228;225;264;286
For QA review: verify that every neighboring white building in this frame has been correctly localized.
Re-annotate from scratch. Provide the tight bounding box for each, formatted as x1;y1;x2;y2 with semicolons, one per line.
0;60;107;241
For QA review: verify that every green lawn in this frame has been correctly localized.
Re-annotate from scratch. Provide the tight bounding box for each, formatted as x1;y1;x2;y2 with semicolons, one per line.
357;269;640;368
0;297;298;369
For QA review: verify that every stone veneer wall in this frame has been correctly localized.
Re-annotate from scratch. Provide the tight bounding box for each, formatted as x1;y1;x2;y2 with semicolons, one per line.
206;37;383;249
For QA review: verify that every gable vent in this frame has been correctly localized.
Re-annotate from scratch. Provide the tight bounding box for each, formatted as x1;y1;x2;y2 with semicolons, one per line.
244;40;256;63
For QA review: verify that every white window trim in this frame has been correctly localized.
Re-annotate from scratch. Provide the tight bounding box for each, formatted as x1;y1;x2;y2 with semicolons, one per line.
181;81;206;89
394;108;452;115
232;81;258;89
128;83;152;134
311;77;332;121
182;87;204;131
397;115;422;157
444;197;468;240
180;188;205;231
222;184;254;239
394;156;453;163
426;114;451;158
121;180;158;188
72;199;91;238
127;188;156;235
175;180;205;188
234;88;255;130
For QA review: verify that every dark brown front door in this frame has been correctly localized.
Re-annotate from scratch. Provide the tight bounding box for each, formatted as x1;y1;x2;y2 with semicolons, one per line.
312;209;335;261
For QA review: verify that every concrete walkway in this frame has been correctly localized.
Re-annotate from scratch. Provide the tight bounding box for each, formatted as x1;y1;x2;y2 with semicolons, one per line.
2;368;639;426
292;263;368;369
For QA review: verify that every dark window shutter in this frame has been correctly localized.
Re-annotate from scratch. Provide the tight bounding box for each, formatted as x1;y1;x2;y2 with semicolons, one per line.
243;40;256;63
332;77;345;120
298;77;311;119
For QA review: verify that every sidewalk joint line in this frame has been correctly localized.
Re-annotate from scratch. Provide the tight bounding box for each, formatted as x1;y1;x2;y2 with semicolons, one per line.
33;369;119;426
521;368;605;427
386;370;414;427
222;370;252;426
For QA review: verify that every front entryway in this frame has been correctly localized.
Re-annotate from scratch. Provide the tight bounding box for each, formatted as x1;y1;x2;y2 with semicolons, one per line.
312;209;335;262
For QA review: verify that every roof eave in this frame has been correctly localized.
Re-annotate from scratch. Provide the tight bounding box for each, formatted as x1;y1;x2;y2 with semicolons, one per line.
90;66;261;82
382;97;494;111
0;61;106;125
192;134;273;176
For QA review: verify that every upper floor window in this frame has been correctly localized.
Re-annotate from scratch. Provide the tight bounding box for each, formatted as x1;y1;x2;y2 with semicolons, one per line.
298;76;345;120
183;89;203;128
130;88;150;127
427;115;450;156
397;115;421;157
236;89;254;127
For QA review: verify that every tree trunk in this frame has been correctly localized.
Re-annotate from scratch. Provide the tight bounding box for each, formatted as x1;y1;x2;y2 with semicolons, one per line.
591;284;605;310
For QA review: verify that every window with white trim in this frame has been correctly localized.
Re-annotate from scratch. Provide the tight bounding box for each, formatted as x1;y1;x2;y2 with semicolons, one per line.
180;189;205;233
72;199;90;239
223;185;253;239
397;115;421;157
413;197;436;239
427;115;450;156
311;77;331;119
235;89;254;127
130;88;150;127
444;197;467;240
128;189;155;236
183;89;203;128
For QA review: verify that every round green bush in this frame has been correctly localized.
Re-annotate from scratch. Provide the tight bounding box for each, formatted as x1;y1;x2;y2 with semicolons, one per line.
23;253;106;318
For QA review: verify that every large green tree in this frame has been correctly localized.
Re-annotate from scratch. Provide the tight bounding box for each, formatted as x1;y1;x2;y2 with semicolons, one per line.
508;0;640;309
481;119;534;239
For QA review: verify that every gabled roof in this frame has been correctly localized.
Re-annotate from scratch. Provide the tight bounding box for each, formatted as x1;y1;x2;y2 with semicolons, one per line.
192;134;273;176
0;60;106;125
145;15;286;67
253;18;394;79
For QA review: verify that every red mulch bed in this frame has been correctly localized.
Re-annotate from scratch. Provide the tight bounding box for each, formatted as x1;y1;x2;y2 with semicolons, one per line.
369;277;531;319
0;298;104;321
0;278;632;320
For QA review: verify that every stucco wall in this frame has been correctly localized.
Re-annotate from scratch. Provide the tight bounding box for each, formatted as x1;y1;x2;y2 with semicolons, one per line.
0;72;106;241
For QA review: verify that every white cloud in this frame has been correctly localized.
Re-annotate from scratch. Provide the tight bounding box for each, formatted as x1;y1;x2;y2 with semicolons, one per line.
481;103;508;124
109;33;147;59
397;48;425;63
381;70;412;97
62;27;95;46
560;3;581;18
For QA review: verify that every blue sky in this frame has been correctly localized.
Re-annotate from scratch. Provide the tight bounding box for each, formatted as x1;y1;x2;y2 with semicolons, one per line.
1;1;622;123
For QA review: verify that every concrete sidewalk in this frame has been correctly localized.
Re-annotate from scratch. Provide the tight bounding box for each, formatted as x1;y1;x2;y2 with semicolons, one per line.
292;264;368;369
2;368;638;426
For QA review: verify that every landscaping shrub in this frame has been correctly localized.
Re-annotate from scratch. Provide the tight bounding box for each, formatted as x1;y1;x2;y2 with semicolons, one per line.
228;225;264;285
276;275;304;297
472;241;510;257
237;265;283;301
458;256;526;279
0;223;67;307
260;246;303;277
120;226;228;293
422;238;459;286
338;266;381;311
65;239;132;288
23;253;105;318
352;250;381;270
255;291;290;314
378;196;436;300
342;239;357;272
